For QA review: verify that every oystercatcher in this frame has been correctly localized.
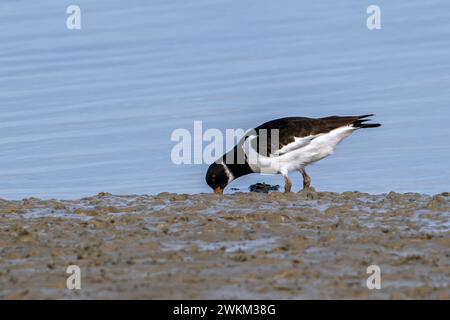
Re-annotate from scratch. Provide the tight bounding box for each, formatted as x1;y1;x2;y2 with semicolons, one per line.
206;114;380;194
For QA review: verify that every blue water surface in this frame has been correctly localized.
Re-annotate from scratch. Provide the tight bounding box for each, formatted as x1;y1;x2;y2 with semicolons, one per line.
1;0;449;199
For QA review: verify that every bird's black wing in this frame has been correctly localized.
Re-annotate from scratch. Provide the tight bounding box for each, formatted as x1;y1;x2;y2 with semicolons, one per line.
243;115;380;157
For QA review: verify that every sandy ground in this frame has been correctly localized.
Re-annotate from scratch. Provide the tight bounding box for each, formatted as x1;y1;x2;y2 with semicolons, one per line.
0;190;449;299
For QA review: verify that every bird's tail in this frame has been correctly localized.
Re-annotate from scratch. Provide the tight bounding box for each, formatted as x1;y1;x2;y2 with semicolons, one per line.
352;114;381;128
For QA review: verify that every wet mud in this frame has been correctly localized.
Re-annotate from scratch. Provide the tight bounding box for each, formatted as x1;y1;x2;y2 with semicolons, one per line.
0;190;449;299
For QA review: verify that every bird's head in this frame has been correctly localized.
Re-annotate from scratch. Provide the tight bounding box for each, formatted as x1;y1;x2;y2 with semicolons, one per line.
205;162;230;194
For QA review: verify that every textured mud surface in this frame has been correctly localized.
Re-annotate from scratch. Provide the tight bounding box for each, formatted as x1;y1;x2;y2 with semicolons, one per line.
0;191;449;299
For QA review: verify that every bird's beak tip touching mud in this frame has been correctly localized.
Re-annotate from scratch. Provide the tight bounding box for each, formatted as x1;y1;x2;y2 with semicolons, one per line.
214;187;224;195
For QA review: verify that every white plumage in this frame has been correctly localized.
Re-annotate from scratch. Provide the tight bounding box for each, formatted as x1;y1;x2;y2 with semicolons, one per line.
244;125;356;176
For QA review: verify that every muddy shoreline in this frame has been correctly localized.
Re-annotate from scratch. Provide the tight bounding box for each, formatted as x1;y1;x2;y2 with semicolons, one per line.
0;190;449;299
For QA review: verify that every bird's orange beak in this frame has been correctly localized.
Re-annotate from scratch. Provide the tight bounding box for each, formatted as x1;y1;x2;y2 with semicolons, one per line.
214;187;224;195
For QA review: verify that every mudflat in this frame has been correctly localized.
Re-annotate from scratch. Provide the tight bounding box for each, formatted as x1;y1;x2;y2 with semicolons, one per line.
0;190;449;299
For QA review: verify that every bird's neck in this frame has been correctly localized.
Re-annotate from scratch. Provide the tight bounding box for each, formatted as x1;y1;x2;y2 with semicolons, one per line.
222;146;253;180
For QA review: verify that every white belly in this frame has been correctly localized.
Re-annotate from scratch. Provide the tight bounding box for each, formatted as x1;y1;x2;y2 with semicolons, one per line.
245;126;356;175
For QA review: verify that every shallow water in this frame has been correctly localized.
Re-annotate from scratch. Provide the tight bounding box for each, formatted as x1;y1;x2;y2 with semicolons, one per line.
1;0;449;199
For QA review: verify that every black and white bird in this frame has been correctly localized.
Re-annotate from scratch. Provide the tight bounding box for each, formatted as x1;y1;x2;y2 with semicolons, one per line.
206;114;380;194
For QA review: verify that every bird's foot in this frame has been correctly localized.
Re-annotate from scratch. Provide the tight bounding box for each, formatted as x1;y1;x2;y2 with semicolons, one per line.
298;186;318;199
